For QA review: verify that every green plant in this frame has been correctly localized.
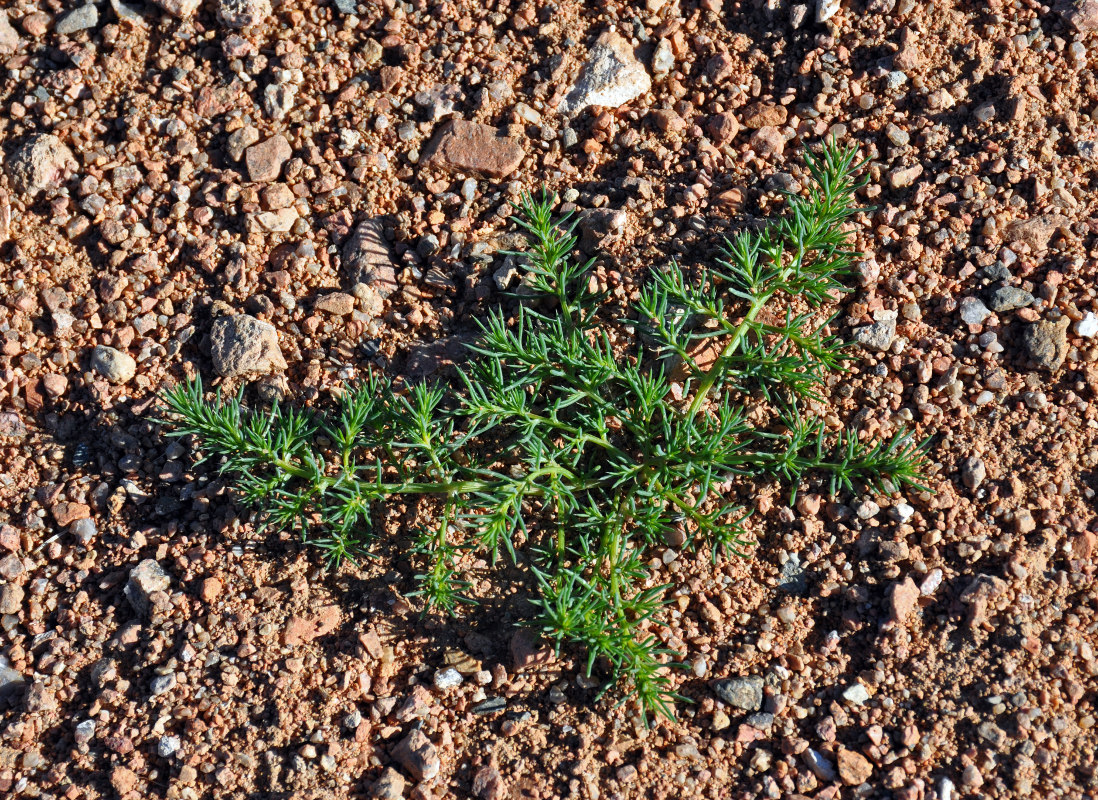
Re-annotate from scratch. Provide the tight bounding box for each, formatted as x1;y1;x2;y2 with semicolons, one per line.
160;141;928;719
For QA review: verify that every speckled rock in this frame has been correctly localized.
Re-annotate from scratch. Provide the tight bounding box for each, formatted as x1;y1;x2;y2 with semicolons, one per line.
711;676;764;710
1023;317;1070;370
559;31;651;114
209;315;287;377
90;346;136;384
7;134;78;198
216;0;271;28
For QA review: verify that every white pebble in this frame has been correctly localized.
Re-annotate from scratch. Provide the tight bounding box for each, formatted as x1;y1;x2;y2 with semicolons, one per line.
1075;312;1098;338
842;683;871;705
433;667;463;690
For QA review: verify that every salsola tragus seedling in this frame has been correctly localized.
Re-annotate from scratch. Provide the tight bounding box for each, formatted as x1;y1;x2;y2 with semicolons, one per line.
161;141;928;719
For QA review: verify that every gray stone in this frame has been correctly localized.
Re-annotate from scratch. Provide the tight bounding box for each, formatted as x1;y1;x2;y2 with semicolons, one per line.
158;735;181;757
778;552;807;595
804;748;838;782
959;297;991;325
333;0;357;11
1023;317;1070;371
960;456;986;490
433;667;463;690
209;315;287;377
0;655;24;697
125;559;171;616
560;31;651;114
343;218;399;298
853;309;897;351
90;346;136;384
74;720;97;745
711;676;764;711
150;674;177;696
55;4;99;34
71;517;97;545
148;0;200;17
986;285;1034;312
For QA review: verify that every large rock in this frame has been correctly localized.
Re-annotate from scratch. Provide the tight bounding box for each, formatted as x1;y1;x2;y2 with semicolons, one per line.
90;346;136;384
7;134;78;198
853;309;898;352
560;31;651;114
342;218;399;297
125;559;171;616
0;11;21;54
1023;317;1069;371
1005;214;1068;251
392;729;440;782
711;676;764;711
421;119;525;179
1064;0;1098;30
148;0;200;17
245;134;292;182
209;314;287;377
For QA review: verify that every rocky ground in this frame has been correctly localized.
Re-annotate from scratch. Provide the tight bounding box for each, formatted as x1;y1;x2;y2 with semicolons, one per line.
1;0;1098;798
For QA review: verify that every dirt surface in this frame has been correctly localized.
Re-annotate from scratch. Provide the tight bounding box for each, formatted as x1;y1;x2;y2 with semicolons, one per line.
1;0;1097;798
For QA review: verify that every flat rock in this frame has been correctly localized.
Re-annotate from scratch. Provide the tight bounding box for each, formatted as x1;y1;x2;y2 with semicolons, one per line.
712;676;764;711
837;747;873;785
740;101;787;129
392;729;440;782
315;292;355;316
209;314;287;377
422;119;525;178
1023;317;1069;371
125;559;171;616
7;134;78;198
245;134;292;182
560;31;651;114
90;345;136;384
342;218;399;297
56;4;99;35
1005;214;1068;251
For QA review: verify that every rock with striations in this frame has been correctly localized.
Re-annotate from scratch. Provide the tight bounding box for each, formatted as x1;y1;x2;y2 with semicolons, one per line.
342;218;399;297
7;134;78;198
421;119;525;179
209;314;287;377
560;31;651;114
